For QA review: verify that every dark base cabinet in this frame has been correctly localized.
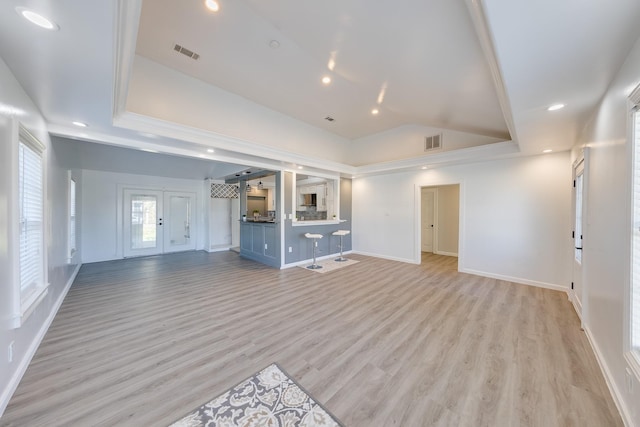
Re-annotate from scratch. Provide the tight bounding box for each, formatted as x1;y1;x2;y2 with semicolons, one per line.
240;222;280;267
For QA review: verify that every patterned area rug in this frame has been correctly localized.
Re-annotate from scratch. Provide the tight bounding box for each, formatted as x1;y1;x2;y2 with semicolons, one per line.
299;258;359;274
169;364;343;427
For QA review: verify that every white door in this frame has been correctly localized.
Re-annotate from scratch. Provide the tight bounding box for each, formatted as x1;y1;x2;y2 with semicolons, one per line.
124;189;164;257
123;189;196;257
164;191;197;253
421;188;436;252
572;153;587;323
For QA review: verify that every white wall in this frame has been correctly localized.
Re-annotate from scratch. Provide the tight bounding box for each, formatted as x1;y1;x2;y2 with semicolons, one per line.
353;152;573;290
0;57;81;415
573;36;640;426
81;170;207;263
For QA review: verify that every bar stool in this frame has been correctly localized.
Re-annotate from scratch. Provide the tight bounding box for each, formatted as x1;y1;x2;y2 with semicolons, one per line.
332;230;350;262
304;233;323;269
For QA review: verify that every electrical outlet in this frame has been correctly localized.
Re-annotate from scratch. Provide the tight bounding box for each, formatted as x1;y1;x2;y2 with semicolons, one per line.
288;246;292;253
8;341;14;363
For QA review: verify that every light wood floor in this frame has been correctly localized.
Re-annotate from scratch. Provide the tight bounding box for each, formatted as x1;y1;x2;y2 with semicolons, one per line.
1;251;622;426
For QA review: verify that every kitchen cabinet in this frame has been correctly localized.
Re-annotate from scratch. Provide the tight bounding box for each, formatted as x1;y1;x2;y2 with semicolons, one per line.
240;221;279;267
300;185;314;194
267;188;275;210
316;183;327;211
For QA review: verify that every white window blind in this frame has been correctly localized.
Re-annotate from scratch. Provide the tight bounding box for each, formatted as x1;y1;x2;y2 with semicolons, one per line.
19;140;44;300
69;177;76;259
633;109;640;351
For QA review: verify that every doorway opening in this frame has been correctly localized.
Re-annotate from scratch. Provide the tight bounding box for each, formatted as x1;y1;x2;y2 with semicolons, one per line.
420;184;460;265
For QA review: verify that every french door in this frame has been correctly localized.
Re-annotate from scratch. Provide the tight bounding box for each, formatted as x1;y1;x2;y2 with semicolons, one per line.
123;189;196;257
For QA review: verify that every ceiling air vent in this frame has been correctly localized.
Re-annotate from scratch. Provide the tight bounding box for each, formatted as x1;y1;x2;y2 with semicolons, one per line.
173;43;200;60
424;133;442;152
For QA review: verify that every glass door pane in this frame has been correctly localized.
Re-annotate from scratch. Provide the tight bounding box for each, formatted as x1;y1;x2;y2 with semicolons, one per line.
123;189;164;258
130;195;158;249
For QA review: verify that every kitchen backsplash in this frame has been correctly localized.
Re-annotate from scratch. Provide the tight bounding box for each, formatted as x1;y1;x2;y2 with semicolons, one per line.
296;210;327;220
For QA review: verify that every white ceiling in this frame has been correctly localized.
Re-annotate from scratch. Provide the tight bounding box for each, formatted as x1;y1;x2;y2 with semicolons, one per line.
0;0;639;179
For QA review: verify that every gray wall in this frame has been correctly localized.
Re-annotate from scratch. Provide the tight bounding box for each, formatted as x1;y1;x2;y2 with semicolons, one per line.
284;174;352;264
0;59;81;415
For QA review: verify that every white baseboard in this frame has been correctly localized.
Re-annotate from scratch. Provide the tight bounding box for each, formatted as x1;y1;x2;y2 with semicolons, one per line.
352;250;418;265
0;263;81;417
435;250;458;257
206;245;232;253
570;290;583;321
583;325;633;427
459;267;569;293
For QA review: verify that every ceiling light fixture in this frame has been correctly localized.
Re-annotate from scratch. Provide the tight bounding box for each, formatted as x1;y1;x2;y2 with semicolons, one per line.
371;108;379;115
72;121;87;127
207;148;214;153
258;181;264;190
17;7;58;30
321;76;331;85
204;0;220;12
547;103;565;111
269;40;280;49
543;149;553;153
421;166;428;170
298;166;303;170
140;148;158;153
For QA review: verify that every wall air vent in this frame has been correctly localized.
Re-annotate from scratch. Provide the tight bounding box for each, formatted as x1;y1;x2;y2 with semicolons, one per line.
173;44;200;60
424;133;443;152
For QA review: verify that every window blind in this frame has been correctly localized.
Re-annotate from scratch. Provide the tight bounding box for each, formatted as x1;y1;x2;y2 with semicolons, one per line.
69;178;76;257
19;141;44;297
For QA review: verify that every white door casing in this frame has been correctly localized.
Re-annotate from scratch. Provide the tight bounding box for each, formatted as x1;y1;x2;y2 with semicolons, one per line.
571;150;589;326
421;188;436;253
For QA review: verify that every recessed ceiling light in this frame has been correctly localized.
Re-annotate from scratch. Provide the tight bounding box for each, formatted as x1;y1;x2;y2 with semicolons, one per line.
16;8;58;30
547;103;565;111
244;171;252;174
371;108;379;115
298;166;303;170
140;148;158;153
269;40;280;49
421;166;428;170
543;149;553;153
321;76;331;85
207;148;214;153
72;121;87;127
198;154;206;158
204;0;220;12
351;176;356;179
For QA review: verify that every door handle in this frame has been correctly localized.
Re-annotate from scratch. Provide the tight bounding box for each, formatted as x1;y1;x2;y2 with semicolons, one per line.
575;247;582;250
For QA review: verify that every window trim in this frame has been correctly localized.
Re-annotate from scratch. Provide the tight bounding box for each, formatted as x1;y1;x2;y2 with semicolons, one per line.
68;172;77;262
11;123;48;328
626;84;640;381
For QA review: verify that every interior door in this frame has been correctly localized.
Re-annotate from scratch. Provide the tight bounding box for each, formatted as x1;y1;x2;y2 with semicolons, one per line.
572;154;586;322
123;189;164;257
421;188;436;252
164;191;197;253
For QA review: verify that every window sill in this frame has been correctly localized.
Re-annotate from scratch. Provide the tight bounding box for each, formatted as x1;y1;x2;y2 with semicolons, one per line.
13;283;49;328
